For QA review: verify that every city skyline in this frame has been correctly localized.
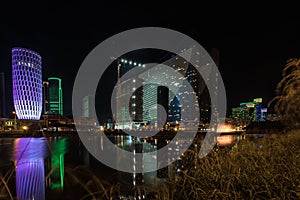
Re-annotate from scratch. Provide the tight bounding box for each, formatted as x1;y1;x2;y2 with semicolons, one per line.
0;3;299;119
0;4;299;199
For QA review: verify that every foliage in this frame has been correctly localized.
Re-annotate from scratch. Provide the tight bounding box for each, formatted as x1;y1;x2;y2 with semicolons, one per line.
269;58;300;129
154;131;300;199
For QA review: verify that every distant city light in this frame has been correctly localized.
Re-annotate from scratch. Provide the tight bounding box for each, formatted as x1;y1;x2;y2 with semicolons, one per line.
217;135;234;146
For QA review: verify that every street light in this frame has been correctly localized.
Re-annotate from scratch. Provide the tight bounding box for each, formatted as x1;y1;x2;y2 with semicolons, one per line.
12;111;17;130
22;126;28;132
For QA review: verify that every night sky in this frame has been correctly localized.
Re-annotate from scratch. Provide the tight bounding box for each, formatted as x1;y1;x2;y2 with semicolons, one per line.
1;2;299;120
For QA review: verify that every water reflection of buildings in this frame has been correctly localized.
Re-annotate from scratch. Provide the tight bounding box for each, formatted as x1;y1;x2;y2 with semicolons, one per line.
113;136;158;191
49;138;67;189
107;135;193;197
14;138;47;200
13;138;68;199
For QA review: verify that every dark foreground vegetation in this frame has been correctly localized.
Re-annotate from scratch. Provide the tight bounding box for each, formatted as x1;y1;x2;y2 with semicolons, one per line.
163;130;300;200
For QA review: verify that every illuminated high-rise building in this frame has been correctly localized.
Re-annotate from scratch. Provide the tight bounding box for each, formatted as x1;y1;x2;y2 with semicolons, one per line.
48;77;63;115
198;48;221;125
82;95;93;117
232;98;268;123
114;47;222;130
168;95;181;123
115;59;144;129
261;108;268;122
0;72;6;117
12;47;42;120
157;86;169;127
142;83;158;125
139;51;202;129
42;81;49;114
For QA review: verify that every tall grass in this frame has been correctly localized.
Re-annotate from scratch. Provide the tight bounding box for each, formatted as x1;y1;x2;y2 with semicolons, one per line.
156;131;300;199
0;166;14;200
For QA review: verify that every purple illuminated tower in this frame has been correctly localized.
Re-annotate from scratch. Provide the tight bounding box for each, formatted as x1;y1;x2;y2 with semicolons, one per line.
12;47;42;120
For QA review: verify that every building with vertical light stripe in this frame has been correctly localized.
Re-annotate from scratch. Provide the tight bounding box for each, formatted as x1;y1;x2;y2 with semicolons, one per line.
115;59;144;129
48;77;63;115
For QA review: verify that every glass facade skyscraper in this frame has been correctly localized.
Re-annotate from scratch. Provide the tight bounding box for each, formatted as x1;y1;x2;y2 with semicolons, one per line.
12;47;42;120
115;52;204;130
82;95;92;117
48;77;63;115
42;81;49;114
232;98;268;123
115;59;144;129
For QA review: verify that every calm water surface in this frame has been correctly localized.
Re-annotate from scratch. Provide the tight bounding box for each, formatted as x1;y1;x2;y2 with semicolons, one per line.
0;133;250;199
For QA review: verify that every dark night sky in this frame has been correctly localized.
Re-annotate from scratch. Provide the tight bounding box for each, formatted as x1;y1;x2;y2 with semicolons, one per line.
0;2;299;120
